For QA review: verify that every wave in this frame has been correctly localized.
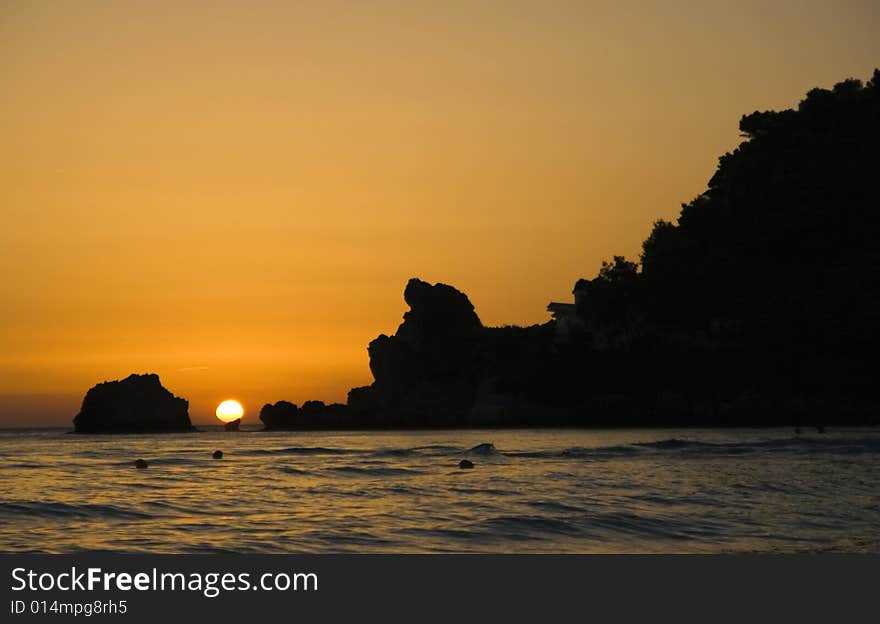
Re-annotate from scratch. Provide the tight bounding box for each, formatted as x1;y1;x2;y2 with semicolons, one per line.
278;466;311;476
643;436;880;456
465;443;498;456
372;444;462;457
586;510;703;540
106;457;206;468
122;481;169;490
0;462;45;470
325;466;422;477
476;515;581;536
526;500;587;513
503;436;880;462
0;501;152;520
409;444;463;453
135;457;204;466
634;438;715;450
244;446;364;456
449;486;517;496
504;445;640;460
249;444;466;459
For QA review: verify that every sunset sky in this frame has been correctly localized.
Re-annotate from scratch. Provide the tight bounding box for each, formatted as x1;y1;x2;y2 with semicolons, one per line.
2;1;878;425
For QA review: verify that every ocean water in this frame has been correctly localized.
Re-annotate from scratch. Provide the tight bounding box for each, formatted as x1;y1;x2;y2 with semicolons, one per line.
0;427;877;553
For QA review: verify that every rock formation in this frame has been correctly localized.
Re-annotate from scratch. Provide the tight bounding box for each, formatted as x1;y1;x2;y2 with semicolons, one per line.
347;278;484;425
260;400;348;429
265;278;555;428
223;418;241;432
259;400;299;429
73;373;193;433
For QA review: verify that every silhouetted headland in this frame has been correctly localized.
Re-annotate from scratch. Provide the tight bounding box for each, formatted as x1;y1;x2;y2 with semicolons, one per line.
73;373;194;433
263;70;879;430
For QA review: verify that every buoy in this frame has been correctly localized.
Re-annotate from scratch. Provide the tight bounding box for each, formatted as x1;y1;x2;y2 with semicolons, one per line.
134;459;148;469
459;459;474;469
212;450;223;459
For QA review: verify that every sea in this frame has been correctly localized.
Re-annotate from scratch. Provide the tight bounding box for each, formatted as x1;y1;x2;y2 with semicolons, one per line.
0;427;877;553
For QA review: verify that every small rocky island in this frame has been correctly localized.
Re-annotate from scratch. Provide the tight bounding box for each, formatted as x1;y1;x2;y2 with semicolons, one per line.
224;418;241;431
260;400;348;430
73;373;193;433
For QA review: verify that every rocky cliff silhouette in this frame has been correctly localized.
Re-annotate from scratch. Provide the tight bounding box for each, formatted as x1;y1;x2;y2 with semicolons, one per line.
262;69;879;429
563;69;880;426
346;278;485;425
73;373;193;433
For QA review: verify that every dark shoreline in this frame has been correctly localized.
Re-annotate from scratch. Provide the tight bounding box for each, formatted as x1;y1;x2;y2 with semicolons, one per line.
30;422;879;434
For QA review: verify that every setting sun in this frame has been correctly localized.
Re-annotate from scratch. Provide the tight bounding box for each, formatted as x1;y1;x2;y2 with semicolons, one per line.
215;400;244;423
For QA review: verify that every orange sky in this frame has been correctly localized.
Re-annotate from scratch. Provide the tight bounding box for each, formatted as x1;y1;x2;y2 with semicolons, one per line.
2;1;878;425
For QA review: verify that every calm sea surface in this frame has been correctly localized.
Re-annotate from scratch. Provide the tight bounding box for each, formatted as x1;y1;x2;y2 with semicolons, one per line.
0;427;877;553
